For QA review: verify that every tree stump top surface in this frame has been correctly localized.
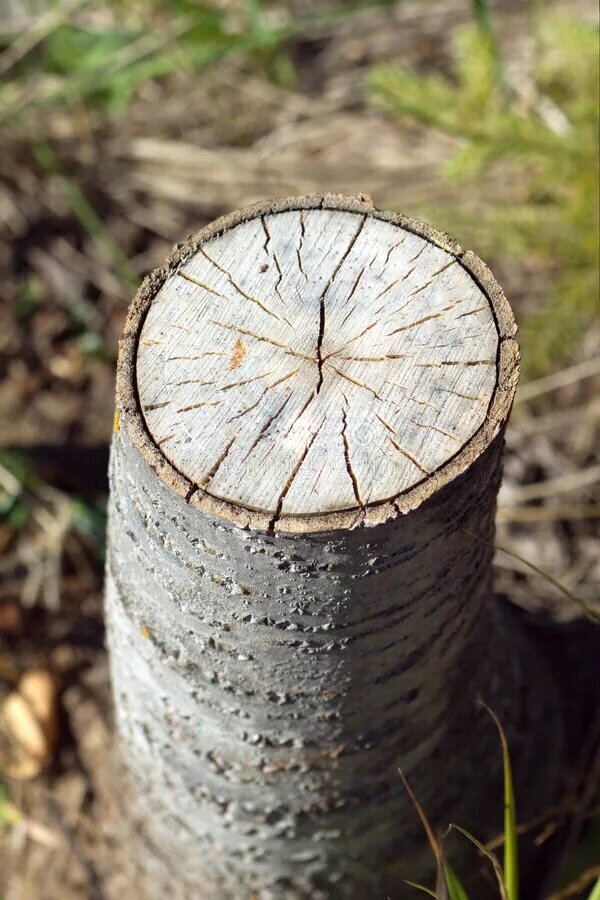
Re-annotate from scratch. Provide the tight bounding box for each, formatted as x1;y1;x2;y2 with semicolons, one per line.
122;195;518;533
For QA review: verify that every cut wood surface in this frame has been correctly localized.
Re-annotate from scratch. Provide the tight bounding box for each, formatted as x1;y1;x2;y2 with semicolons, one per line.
130;194;517;533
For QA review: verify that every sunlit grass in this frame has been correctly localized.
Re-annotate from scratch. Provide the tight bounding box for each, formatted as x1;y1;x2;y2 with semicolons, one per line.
368;5;599;379
402;704;520;900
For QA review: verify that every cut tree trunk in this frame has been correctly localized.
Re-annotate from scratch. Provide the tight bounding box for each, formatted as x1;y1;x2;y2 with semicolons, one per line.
106;194;563;898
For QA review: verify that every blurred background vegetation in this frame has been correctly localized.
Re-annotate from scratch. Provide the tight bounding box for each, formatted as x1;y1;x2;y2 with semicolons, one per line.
0;1;598;897
370;11;598;379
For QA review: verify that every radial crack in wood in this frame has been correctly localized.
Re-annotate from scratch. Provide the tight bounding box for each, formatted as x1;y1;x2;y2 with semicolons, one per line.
134;200;504;524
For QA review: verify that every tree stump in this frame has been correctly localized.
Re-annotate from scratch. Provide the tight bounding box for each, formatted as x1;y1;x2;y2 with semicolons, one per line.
107;194;563;898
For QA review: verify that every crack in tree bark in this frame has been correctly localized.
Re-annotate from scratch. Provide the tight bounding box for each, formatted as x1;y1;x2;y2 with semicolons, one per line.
341;400;364;509
339;266;366;327
315;215;367;394
410;418;461;442
262;216;286;305
169;352;227;361
407;395;440;412
227;395;264;422
269;369;301;389
177;400;222;413
384;382;440;412
178;271;226;298
383;235;407;266
316;285;326;395
388;436;430;475
272;255;285;305
334;354;411;362
417;359;495;368
226;370;299;423
408;243;428;263
386;302;464;336
327;364;387;403
296;211;307;279
267;417;325;532
200;248;291;326
201;435;237;487
144;401;170;411
373;274;406;303
457;305;488;318
437;387;488;403
282;390;318;439
221;372;274;391
380;297;414;321
260;216;271;255
327;320;378;359
209;321;313;361
375;412;396;436
168;378;217;388
243;394;292;461
408;260;456;297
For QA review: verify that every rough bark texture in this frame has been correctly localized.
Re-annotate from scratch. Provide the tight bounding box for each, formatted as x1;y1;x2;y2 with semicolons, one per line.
106;194;564;898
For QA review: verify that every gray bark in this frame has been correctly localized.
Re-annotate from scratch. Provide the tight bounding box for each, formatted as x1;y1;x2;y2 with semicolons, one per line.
105;195;564;898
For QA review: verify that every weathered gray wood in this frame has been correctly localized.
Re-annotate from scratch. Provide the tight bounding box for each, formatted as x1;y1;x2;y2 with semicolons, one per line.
137;208;497;520
106;194;563;898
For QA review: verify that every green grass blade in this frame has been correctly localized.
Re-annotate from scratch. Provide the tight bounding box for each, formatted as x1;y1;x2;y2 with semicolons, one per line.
445;864;470;900
404;881;437;898
589;879;600;900
494;541;600;624
480;702;519;900
469;0;508;101
462;528;600;624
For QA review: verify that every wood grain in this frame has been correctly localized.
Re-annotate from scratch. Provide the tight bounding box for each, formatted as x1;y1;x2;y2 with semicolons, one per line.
136;205;498;523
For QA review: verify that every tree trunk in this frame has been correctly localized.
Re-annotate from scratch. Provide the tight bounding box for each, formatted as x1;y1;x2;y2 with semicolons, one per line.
106;194;563;898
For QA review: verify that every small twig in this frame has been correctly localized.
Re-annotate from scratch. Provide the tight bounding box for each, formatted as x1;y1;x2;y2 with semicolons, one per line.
511;398;600;437
501;466;600;505
497;504;600;524
463;528;600;623
547;866;600;899
516;357;600;403
485;802;600;851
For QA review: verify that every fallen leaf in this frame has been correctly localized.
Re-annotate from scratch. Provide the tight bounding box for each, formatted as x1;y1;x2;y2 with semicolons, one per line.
1;668;58;780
